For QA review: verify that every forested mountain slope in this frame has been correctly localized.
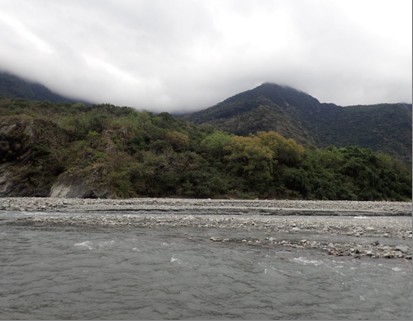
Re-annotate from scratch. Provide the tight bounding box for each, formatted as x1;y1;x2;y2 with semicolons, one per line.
0;71;82;103
182;83;412;164
0;98;411;200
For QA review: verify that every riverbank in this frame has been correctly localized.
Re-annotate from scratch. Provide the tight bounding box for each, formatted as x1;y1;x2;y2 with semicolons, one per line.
1;197;411;260
0;197;411;215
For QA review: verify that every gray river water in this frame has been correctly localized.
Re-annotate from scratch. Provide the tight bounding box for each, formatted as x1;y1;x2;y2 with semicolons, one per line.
0;211;411;320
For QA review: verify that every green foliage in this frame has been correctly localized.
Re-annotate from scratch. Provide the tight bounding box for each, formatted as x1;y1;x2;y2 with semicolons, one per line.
182;83;412;165
294;146;412;200
224;135;273;194
0;98;411;200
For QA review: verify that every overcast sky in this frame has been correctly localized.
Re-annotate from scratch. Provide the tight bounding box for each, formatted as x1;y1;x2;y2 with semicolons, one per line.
0;0;411;112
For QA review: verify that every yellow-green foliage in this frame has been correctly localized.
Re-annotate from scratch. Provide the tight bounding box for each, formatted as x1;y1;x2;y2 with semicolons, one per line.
0;99;411;200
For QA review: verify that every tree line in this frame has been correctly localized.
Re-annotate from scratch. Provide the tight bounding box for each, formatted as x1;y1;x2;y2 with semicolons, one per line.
1;98;411;200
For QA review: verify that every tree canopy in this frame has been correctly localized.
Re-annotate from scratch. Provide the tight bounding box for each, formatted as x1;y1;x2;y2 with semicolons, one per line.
0;98;411;200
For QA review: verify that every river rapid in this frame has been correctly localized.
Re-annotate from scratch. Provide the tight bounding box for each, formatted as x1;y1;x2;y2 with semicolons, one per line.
0;199;412;320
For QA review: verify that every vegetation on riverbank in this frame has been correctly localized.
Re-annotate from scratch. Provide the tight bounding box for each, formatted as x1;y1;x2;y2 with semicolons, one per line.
0;98;411;200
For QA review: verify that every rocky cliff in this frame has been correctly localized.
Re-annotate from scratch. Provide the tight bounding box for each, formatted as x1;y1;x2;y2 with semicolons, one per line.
0;117;64;196
0;116;105;198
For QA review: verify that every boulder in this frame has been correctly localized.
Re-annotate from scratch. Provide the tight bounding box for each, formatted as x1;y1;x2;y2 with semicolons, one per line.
50;175;97;198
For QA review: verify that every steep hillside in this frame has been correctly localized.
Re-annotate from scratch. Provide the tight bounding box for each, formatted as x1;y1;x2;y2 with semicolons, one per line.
0;98;411;200
183;83;332;144
0;115;70;196
0;71;82;103
318;103;412;164
182;83;412;164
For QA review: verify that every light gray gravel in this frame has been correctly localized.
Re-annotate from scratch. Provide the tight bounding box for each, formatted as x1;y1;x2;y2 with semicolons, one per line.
1;197;411;260
0;197;411;215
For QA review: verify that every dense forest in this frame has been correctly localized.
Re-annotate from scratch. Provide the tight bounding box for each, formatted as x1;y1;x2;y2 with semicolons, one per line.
183;83;412;165
0;98;411;200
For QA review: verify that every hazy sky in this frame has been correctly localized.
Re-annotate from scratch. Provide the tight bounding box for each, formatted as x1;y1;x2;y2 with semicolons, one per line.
1;0;411;112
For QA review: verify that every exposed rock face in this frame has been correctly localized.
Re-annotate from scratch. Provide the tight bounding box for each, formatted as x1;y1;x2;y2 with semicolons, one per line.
0;117;114;198
0;118;34;163
50;174;114;198
0;117;68;196
0;164;13;195
50;175;98;198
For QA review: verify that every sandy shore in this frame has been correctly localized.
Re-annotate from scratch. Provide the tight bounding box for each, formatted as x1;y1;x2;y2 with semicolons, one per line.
1;197;411;260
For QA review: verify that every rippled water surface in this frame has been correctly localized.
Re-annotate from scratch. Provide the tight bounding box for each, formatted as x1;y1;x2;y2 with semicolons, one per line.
1;211;411;320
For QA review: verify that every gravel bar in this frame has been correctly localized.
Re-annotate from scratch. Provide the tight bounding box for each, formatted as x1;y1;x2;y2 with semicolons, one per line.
0;197;411;215
1;197;411;260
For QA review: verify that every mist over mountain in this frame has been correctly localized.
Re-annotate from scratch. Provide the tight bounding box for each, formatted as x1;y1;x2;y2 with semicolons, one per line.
0;71;85;104
1;72;411;165
182;83;412;164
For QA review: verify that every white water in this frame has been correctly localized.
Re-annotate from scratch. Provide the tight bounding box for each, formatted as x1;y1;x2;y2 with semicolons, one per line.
0;211;411;320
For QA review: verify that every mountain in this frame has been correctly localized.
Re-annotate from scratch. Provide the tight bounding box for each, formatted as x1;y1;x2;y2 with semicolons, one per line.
0;71;82;103
1;99;411;200
182;83;412;164
2;73;410;163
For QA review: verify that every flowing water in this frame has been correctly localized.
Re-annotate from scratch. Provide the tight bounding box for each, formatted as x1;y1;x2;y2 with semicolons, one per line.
0;211;411;320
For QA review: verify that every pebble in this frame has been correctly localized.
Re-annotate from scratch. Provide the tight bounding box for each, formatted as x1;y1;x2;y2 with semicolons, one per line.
2;197;411;260
395;245;409;253
0;197;411;215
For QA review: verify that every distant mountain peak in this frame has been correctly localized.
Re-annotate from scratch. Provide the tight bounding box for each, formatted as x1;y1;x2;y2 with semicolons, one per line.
182;83;412;164
258;82;297;90
258;82;320;102
220;82;320;111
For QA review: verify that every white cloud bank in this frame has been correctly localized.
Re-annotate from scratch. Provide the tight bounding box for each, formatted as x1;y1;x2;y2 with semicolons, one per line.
0;0;411;112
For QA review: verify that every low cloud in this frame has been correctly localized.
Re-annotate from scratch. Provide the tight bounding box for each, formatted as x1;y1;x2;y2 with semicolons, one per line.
0;0;411;112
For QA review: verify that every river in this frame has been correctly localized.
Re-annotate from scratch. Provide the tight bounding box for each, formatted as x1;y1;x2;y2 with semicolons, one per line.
0;210;411;320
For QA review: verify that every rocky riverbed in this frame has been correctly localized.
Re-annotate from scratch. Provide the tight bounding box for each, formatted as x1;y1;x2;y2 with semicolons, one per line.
0;197;411;215
1;197;411;260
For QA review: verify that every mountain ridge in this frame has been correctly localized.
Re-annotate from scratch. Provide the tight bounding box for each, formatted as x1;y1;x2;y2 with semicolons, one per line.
1;72;410;164
182;83;412;164
0;71;86;104
0;98;411;200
